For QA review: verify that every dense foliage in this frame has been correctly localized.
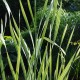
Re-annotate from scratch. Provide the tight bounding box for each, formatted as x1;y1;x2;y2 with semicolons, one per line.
0;0;80;80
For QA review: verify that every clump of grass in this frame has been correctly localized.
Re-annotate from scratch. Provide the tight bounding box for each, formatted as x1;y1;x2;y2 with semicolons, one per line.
0;0;80;80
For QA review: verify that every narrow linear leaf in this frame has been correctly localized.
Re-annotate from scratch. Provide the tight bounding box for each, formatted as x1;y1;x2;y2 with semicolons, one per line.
3;0;11;17
43;37;66;55
37;45;48;80
19;0;34;48
60;24;68;46
54;53;60;80
0;51;6;80
10;21;17;47
58;54;75;80
6;52;16;80
20;57;27;80
42;55;50;80
53;3;62;41
66;26;75;52
27;0;34;24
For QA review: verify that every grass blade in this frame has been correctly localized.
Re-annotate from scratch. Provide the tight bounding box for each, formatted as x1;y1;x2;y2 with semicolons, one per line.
27;0;34;24
19;0;34;48
54;53;60;80
65;26;75;52
10;21;17;47
57;54;75;80
15;29;21;80
20;57;27;80
42;54;50;80
3;0;11;17
53;3;62;41
6;52;16;80
43;37;66;55
60;24;68;46
37;45;48;80
0;49;6;80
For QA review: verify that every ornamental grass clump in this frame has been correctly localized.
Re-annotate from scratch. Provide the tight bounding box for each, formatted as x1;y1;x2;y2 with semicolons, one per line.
0;0;80;80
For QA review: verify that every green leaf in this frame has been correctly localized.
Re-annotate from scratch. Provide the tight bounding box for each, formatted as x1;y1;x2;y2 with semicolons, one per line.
6;52;16;80
19;0;34;48
66;26;75;52
43;37;66;55
53;3;62;41
54;53;60;80
37;45;48;80
15;29;21;80
60;24;68;46
27;0;34;23
0;50;6;80
58;54;75;80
